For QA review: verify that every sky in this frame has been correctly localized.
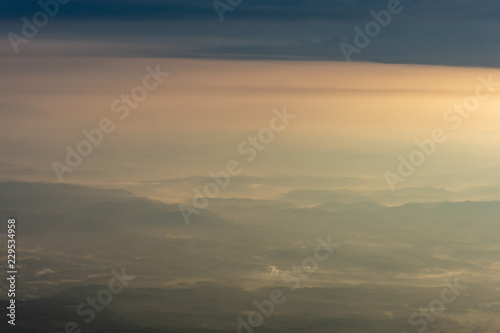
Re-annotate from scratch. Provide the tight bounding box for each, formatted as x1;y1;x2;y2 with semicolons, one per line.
2;0;500;66
1;0;500;199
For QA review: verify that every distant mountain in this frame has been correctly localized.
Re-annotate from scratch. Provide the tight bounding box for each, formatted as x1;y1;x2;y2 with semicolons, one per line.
281;187;466;206
315;201;386;212
374;186;455;205
281;189;371;205
0;182;233;233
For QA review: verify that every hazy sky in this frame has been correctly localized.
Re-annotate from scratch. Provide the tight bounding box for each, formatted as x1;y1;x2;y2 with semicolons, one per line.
2;0;500;198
